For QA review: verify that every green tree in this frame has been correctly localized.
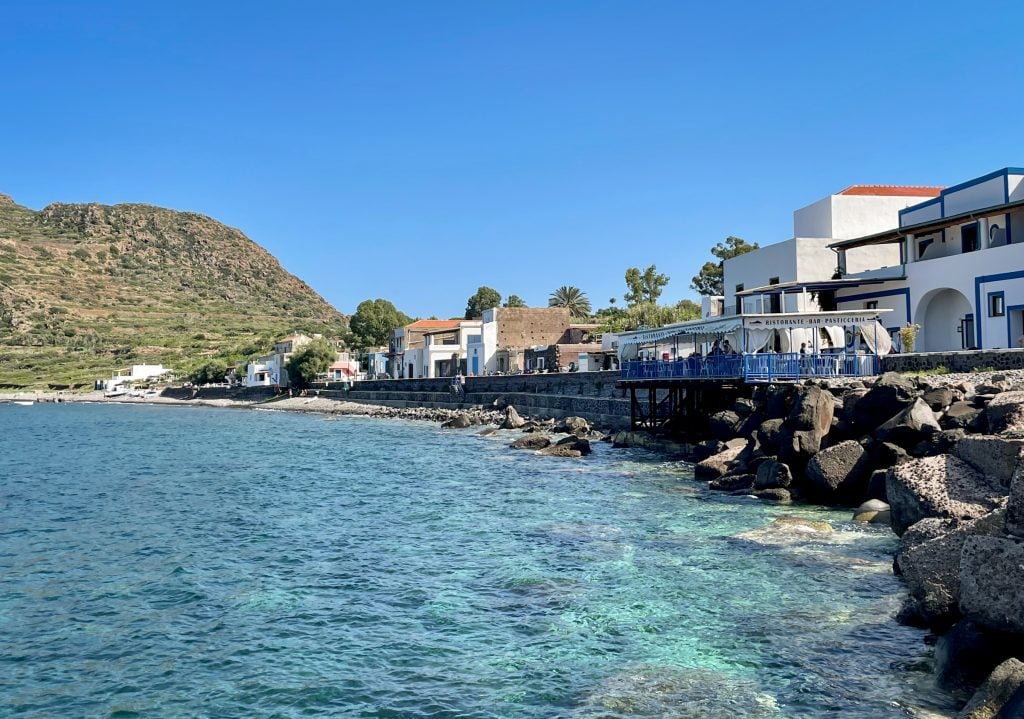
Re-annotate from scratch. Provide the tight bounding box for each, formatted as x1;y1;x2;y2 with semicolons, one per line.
548;285;592;319
465;286;502;319
503;294;527;308
285;337;336;388
349;299;412;348
690;236;760;296
675;299;701;321
624;265;670;306
188;358;229;385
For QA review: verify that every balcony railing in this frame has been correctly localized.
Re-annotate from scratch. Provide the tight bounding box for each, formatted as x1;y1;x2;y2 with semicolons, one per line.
620;353;880;383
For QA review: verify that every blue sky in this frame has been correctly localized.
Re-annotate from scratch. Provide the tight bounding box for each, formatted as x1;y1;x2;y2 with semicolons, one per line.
2;1;1021;318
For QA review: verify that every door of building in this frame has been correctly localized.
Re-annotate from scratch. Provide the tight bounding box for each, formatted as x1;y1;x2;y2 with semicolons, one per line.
960;316;975;349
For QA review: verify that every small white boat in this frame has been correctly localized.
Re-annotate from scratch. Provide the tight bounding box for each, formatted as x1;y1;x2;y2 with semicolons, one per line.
12;399;34;406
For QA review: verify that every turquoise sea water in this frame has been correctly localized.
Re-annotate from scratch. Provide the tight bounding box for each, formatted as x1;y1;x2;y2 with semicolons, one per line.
0;404;955;718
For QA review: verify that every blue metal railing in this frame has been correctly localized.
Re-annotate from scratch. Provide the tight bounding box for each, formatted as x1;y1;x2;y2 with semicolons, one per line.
620;353;880;383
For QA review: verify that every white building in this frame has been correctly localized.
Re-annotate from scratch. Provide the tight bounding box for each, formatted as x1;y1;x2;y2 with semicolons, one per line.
245;353;284;386
722;185;942;316
99;364;170;390
420;320;483;377
831;167;1024;352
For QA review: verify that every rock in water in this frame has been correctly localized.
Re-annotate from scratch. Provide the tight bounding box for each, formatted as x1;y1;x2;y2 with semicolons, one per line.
441;413;473;429
694;445;744;480
886;455;1006;536
554;416;590;436
754;459;792;490
511;434;551;450
573;664;780;719
852;499;890;523
733;515;833;547
500;405;526;430
956;658;1024;719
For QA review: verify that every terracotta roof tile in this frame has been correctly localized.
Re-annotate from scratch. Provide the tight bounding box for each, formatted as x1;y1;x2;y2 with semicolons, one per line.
405;319;462;330
838;185;943;197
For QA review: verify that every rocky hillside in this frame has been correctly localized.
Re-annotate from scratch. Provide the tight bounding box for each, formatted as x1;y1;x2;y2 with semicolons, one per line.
0;193;347;388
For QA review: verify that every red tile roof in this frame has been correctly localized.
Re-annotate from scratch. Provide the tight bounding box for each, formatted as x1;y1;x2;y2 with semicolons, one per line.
838;185;943;197
405;319;462;330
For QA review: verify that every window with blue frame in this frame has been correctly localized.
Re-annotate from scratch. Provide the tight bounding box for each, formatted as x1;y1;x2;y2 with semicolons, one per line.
989;291;1006;317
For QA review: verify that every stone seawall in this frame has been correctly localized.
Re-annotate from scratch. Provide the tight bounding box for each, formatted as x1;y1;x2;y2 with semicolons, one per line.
343;371;632;430
160;386;277;402
882;348;1024;374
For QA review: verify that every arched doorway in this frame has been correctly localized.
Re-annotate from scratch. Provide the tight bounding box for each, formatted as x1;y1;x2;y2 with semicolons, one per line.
914;288;974;352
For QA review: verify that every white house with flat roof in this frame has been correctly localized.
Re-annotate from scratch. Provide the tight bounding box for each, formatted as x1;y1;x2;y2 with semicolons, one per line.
722;185;943;316
832;167;1024;352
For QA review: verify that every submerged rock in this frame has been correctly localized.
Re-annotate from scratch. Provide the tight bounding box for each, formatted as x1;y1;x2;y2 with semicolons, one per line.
732;515;833;547
573;664;780;719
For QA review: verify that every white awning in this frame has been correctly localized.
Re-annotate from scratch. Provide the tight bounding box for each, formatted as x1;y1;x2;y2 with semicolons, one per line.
616;316;743;348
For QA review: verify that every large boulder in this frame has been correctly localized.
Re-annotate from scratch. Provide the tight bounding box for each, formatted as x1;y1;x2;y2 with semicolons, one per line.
984;391;1024;433
894;510;1005;627
941;401;983;431
499;405;526;430
853;372;918;432
754;459;793;490
511;434;551;450
1007;467;1024;538
777;427;824;470
441;412;474;429
553;416;590;436
956;658;1024;719
694;445;744;480
954;436;1024;489
959;535;1024;635
709;473;755;492
755;418;786;455
804;440;873;504
787;384;835;435
873;397;941;448
552;435;592;456
886;455;1006;536
708;410;742;441
922;385;955;412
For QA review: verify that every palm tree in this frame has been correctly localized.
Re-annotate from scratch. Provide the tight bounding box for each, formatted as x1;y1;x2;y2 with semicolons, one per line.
548;285;592;319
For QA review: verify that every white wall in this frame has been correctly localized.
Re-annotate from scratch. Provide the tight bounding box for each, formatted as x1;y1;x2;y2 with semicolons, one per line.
906;242;1024;350
944;176;1005;216
794;238;839;280
1009;173;1024;202
901;200;942;226
723;239;797;305
829;195;934;239
793;196;832;238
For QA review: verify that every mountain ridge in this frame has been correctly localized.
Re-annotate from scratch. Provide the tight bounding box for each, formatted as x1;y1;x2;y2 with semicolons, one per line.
0;193;348;388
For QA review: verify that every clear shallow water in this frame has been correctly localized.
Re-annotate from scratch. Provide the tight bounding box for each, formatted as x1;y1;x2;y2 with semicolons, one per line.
0;404;955;718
